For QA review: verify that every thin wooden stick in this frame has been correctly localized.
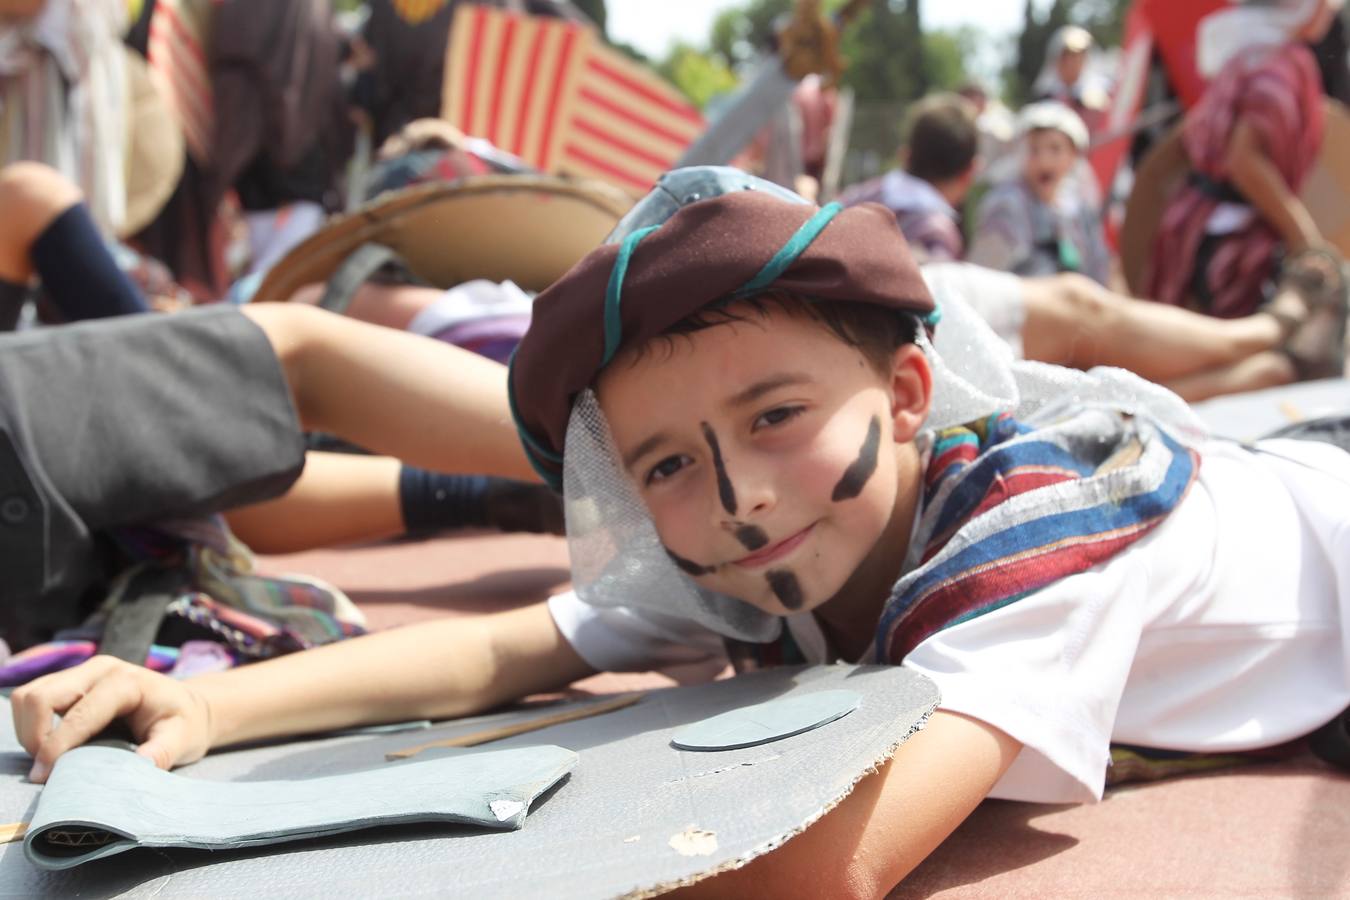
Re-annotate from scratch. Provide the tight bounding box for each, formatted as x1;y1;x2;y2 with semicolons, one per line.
0;822;26;844
385;693;645;761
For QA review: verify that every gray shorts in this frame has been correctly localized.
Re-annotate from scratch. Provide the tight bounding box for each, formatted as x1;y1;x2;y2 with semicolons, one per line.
0;305;305;633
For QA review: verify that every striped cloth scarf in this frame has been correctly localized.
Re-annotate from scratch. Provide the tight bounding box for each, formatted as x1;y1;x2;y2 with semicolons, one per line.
874;408;1198;663
884;410;1302;785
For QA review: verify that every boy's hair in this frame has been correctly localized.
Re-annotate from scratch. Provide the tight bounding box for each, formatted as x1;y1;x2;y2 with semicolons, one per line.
903;93;979;185
652;290;920;376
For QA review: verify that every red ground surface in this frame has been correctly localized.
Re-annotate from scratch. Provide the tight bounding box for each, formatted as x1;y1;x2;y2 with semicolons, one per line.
260;532;1350;897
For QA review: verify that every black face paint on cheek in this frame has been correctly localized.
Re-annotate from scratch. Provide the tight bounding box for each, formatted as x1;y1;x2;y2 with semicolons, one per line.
831;415;882;502
666;547;715;577
700;422;738;516
734;524;769;551
767;569;804;610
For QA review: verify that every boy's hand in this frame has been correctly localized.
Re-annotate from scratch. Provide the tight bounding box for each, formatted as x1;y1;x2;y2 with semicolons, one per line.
11;655;213;783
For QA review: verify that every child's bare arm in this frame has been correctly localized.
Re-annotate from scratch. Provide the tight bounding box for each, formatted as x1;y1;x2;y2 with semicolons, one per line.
671;711;1021;900
12;602;594;780
1224;117;1323;254
242;303;539;484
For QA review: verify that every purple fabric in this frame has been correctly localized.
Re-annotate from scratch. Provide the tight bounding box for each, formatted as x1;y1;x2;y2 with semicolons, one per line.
429;314;531;365
838;169;964;262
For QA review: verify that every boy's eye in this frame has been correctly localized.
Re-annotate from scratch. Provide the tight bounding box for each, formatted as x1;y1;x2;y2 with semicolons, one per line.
754;406;805;430
646;454;691;485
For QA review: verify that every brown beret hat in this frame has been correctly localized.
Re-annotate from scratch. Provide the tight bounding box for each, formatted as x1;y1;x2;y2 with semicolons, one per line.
509;190;935;487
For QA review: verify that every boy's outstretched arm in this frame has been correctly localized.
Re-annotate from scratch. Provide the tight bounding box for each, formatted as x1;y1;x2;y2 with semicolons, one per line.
12;602;594;781
673;711;1022;900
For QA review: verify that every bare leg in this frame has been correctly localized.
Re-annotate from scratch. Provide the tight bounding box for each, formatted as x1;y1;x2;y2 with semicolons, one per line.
1021;274;1285;381
241;303;537;482
0;162;83;283
289;282;445;332
1162;351;1297;403
224;452;403;554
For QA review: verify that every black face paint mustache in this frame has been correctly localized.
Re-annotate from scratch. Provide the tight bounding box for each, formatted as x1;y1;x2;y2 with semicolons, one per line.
701;422;738;516
734;524;769;551
666;547;716;577
831;415;882;502
767;569;804;610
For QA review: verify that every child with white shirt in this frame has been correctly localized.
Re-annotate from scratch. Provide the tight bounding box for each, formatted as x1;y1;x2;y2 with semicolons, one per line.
13;169;1350;898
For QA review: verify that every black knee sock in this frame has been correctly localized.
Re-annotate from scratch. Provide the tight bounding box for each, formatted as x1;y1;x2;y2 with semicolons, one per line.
399;467;491;534
0;279;25;331
398;467;565;535
30;204;150;321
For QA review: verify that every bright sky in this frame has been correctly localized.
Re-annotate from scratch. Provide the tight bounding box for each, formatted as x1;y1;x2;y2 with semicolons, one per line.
606;0;1034;61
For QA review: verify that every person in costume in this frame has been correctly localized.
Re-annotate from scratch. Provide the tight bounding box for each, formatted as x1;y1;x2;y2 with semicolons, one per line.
837;93;980;263
1031;25;1111;135
968;101;1111;284
1143;0;1343;335
11;169;1350;897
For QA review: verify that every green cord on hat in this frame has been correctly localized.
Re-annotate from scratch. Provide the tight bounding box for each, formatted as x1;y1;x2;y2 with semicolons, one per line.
729;202;843;299
602;225;660;367
507;348;565;490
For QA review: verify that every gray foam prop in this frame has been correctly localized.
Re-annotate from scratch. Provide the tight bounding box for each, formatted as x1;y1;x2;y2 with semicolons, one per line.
671;689;860;751
1191;378;1350;441
0;664;937;898
23;744;578;870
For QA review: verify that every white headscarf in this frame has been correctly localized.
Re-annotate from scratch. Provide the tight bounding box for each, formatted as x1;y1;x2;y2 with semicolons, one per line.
1197;0;1336;77
1033;25;1094;98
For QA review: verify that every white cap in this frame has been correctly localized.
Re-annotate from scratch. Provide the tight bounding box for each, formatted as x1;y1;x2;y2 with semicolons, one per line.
1057;25;1093;54
1016;100;1089;152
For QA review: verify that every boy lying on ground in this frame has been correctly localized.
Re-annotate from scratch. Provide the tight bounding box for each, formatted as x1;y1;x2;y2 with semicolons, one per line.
11;172;1350;898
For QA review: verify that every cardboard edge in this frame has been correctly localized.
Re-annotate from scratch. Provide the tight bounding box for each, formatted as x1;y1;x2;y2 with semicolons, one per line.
618;698;941;899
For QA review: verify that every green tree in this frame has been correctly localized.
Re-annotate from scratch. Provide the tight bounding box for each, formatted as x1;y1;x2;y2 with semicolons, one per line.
709;0;793;70
1008;0;1132;105
658;43;741;110
572;0;607;34
923;27;979;92
836;1;928;103
705;0;938;105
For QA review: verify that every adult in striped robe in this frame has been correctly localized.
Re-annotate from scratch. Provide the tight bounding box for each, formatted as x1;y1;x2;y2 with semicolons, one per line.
1143;0;1336;319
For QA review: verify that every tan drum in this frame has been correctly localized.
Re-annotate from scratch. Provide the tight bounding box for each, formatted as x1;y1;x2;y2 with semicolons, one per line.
251;174;633;302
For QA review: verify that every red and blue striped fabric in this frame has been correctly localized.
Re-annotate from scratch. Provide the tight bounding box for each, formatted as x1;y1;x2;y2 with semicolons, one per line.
876;410;1199;663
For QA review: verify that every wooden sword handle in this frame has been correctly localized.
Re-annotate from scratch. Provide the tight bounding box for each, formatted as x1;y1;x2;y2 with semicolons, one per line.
385;693;645;761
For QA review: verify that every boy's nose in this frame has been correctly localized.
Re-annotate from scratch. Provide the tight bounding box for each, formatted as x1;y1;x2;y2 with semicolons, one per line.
707;457;776;524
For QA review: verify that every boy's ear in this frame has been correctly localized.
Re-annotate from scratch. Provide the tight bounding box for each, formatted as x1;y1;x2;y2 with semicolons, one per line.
888;343;932;444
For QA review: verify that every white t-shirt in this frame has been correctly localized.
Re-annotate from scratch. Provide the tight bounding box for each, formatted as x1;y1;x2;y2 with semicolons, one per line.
548;438;1350;804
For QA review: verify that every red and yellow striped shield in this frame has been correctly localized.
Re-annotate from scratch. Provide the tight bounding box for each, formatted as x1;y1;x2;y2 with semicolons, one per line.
146;0;214;165
442;5;706;196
